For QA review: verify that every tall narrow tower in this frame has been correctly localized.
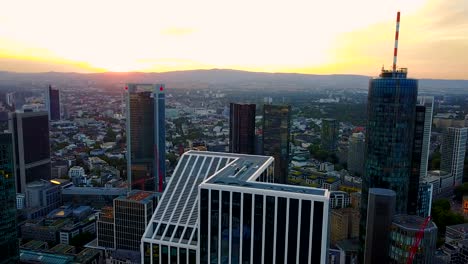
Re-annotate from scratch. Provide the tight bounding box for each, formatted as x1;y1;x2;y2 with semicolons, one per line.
126;84;166;193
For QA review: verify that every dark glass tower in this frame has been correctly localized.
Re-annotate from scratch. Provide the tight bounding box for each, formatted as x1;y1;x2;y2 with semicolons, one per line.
321;118;338;152
0;133;19;264
408;105;426;214
360;68;417;259
9;111;51;194
126;84;166;193
229;103;256;154
263;104;291;183
46;85;61;121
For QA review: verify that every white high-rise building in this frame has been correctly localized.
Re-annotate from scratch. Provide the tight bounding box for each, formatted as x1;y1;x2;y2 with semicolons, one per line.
417;96;434;179
441;127;467;186
141;151;330;264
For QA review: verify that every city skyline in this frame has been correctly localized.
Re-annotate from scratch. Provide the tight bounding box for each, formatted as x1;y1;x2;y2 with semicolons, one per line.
1;0;468;79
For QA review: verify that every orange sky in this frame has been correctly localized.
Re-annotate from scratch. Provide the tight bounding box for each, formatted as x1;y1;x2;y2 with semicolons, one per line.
0;0;467;79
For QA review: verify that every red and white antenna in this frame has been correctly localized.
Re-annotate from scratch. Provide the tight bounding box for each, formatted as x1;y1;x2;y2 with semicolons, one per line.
393;11;400;72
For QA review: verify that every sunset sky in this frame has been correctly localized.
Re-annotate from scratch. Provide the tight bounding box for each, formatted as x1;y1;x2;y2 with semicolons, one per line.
0;0;467;79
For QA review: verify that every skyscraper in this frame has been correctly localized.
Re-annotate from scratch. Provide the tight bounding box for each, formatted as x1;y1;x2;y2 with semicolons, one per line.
417;96;434;179
229;103;256;154
441;127;467;186
142;151;330;264
126;84;166;192
263;104;291;183
364;188;396;264
0;133;19;264
321;118;339;152
9;111;51;194
408;105;426;214
45;85;61;121
347;132;365;176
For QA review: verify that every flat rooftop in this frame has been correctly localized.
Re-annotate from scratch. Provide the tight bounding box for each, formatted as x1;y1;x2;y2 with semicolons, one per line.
115;190;158;204
392;214;437;231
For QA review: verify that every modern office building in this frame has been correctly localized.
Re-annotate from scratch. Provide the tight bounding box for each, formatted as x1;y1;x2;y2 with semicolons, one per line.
441;127;467;186
416;182;433;217
321;118;339;152
96;206;115;249
229;103;256;154
9;111;51;194
364;188;396;264
126;84;166;192
347;132;365;176
263;104;291;183
142;151;330;264
62;186;127;209
0;133;19;264
408;105;426;215
24;180;61;219
45;85;61;121
417;96;434;179
361;68;418;253
389;215;437;264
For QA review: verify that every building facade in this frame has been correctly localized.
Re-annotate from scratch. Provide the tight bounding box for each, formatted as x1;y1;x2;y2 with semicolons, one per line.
389;215;437;264
408;105;426;214
0;133;19;264
347;132;365;176
263;104;291;183
126;84;166;192
9;111;51;194
441;127;467;186
330;208;359;245
229;103;256;154
142;151;330;264
46;85;61;121
321;118;339;152
417;96;434;179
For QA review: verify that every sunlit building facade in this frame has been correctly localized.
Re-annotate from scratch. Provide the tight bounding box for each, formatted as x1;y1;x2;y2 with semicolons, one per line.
126;84;166;192
263;104;291;183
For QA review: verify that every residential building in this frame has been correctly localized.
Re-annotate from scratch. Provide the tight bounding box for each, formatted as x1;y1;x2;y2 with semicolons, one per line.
389;215;437;263
9;111;51;194
330;208;359;245
321;118;339;152
229;103;256;154
141;151;330;264
347;132;365;176
0;133;19;264
126;84;166;192
441;127;467;186
263;104;291;183
364;188;396;264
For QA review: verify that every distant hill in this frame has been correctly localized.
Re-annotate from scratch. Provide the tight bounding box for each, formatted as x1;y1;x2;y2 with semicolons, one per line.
0;69;467;94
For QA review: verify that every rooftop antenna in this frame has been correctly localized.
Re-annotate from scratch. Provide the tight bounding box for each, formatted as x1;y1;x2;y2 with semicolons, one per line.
393;11;400;72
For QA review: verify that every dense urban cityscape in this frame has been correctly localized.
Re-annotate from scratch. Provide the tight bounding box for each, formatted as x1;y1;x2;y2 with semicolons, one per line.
1;1;468;264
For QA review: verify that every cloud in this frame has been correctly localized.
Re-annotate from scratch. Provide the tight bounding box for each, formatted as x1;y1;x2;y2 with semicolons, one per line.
160;27;196;36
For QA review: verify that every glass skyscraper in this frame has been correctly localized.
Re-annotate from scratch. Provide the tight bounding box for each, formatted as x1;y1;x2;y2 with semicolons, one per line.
46;85;61;121
229;103;256;154
360;68;418;258
321;118;339;152
0;133;19;264
263;104;291;183
126;84;166;193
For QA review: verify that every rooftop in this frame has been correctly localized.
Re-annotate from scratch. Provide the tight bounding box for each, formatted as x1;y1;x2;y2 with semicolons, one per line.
392;214;437;231
115;190;157;204
62;186;127;196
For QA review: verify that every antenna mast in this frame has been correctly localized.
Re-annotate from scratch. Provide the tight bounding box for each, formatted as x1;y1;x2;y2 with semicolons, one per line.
393;11;400;72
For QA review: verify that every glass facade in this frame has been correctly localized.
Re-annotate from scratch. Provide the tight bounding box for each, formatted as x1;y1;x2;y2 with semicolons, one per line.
0;133;19;264
127;84;166;192
361;69;418;257
229;103;256;154
48;86;61;121
321;118;338;152
263;104;291;183
408;105;426;214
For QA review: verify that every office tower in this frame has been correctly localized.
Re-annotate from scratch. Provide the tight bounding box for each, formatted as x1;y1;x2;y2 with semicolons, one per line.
114;191;157;251
408;105;426;214
24;181;61;219
416;182;433;217
321;118;339;152
364;188;396;264
347;132;365;176
5;92;15;109
229;103;256;154
126;83;166;192
9;111;51;194
389;215;437;264
96;206;115;248
0;133;19;264
142;151;330;264
45;85;61;121
417;96;434;179
441;127;467;186
263;104;291;183
330;208;359;245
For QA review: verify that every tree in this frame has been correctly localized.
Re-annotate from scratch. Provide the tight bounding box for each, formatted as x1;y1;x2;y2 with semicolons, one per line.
431;198;466;236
